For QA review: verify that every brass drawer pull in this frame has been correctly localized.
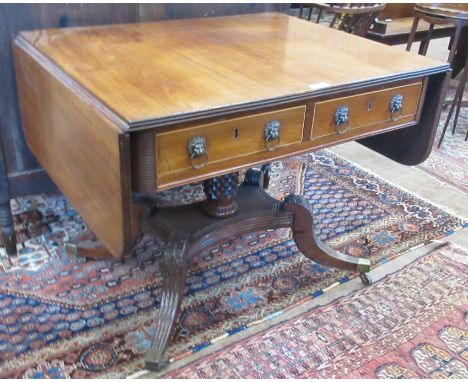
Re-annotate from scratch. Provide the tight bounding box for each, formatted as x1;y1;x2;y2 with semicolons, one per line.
334;106;349;135
390;94;403;121
187;136;208;169
264;119;281;151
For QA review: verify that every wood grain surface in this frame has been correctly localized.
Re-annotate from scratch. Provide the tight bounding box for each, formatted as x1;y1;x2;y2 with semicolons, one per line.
311;81;422;138
18;13;447;127
155;106;305;184
378;3;415;19
13;37;133;258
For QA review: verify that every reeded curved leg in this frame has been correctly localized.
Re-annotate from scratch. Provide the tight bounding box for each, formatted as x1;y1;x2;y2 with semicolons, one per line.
282;195;371;274
145;236;188;371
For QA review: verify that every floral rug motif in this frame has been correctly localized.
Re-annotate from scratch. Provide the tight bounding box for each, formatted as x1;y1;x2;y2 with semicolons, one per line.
0;151;465;378
417;91;468;194
162;242;468;379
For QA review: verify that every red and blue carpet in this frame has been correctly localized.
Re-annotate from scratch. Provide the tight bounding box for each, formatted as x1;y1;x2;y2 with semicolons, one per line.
0;150;465;378
162;242;468;379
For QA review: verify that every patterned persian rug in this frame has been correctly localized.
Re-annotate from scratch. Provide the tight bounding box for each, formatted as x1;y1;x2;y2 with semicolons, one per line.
417;91;468;194
162;242;468;379
0;150;465;378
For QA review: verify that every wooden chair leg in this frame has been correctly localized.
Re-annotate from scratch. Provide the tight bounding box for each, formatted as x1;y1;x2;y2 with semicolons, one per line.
451;68;467;135
315;8;322;23
447;22;464;65
418;23;434;56
451;85;464;135
406;16;420;52
439;55;468;147
438;87;461;147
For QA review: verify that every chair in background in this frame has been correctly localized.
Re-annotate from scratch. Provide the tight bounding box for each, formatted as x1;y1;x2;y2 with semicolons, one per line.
297;3;386;37
406;4;468;146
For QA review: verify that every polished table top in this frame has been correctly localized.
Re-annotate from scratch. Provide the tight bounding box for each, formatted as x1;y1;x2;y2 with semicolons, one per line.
18;12;446;129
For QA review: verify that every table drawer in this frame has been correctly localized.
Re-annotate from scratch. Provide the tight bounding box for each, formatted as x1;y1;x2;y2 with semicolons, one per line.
311;82;423;139
155;106;305;180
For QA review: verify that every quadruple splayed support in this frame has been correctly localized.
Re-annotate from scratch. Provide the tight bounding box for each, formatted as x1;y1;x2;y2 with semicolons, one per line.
141;165;371;371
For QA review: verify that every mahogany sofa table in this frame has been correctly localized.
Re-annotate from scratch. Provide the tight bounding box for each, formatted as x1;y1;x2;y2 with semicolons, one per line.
13;13;450;370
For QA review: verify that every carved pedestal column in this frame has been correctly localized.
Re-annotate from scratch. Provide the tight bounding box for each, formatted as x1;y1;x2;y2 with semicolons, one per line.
201;172;239;218
142;166;372;371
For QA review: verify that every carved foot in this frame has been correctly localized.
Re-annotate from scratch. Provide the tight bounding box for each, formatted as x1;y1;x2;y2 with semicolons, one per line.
282;195;371;273
65;198;156;260
0;201;16;256
65;230;113;259
145;236;188;371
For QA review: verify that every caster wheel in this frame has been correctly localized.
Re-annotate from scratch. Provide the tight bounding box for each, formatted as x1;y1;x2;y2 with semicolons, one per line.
359;272;372;286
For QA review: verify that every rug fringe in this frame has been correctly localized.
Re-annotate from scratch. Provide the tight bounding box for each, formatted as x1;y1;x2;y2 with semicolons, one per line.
126;369;149;379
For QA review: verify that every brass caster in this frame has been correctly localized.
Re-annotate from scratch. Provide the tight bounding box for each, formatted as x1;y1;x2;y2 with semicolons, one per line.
145;357;169;372
359;272;372;286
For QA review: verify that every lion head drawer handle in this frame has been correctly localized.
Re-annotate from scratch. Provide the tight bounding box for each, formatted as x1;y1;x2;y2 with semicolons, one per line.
334;106;349;135
187;136;208;170
264;119;281;151
390;94;403;121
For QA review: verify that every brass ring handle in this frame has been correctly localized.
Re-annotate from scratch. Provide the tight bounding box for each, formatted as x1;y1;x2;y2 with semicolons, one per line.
265;133;280;151
390;94;403;122
264;120;281;151
390;109;403;121
187;136;208;170
334;106;349;135
190;152;208;169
